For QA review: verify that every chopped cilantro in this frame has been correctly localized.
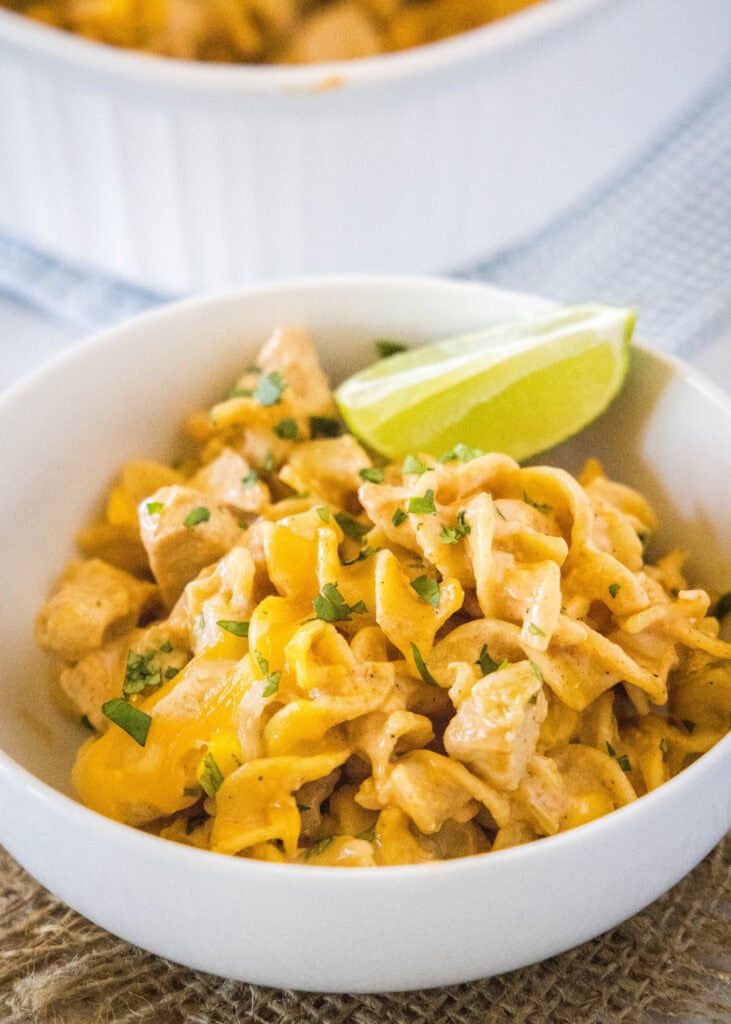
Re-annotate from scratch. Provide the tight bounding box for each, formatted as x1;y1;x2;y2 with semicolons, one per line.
411;642;439;687
313;582;367;622
254;652;282;697
608;582;621;599
523;491;553;514
334;511;371;541
713;591;731;619
183;506;210;528
102;698;151;747
200;752;224;798
309;415;342;438
253;371;287;406
341;545;380;566
528;694;538;705
391;508;407;527
305;836;334;859
159;641;173;653
659;738;669;753
164;667;179;680
410;575;440;608
617;754;632;772
216;619;249;637
359;466;385;484
316;506;330;522
123;649;162;696
263;451;275;472
408;489;436;515
375;339;407;358
438;443;485;463
183;786;200;798
606;741;617;757
476;644;503;676
527;622;545;637
228;387;254;399
402;455;431;476
80;714;95;731
356;825;376;842
439;509;471;545
529;661;544;684
274;418;298;440
241;469;259;487
146;501;164;515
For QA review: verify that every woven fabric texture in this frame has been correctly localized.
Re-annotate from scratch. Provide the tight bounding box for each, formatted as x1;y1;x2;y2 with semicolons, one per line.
0;839;728;1024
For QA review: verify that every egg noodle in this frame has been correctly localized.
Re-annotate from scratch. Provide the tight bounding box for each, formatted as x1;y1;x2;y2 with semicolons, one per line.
4;0;541;63
36;326;731;867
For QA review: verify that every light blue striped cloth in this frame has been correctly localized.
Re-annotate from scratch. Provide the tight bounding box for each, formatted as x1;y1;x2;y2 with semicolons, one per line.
1;69;729;363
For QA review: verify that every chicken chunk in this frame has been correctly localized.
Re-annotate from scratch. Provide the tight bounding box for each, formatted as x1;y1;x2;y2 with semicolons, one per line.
139;485;242;606
279;435;371;512
444;661;547;791
35;559;160;662
193;447;270;517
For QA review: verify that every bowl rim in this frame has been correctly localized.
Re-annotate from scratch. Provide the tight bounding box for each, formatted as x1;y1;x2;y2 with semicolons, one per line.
1;272;730;884
0;0;613;96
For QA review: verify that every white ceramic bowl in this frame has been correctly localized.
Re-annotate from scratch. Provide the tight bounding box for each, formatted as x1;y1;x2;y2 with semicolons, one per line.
0;276;729;993
1;1;730;292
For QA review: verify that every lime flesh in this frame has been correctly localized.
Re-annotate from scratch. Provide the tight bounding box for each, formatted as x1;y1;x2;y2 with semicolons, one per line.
335;305;635;461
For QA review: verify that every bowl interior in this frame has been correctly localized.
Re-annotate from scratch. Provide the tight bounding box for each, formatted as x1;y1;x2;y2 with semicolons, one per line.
1;276;729;799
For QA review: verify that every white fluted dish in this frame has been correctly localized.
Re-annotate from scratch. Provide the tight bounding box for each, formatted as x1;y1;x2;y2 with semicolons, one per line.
0;1;730;291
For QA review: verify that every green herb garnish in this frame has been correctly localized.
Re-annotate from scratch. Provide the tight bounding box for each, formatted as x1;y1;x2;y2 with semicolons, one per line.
391;508;407;527
410;575;440;608
356;825;376;842
659;738;668;753
313;582;367;622
102;698;152;747
216;619;249;637
334;512;371;541
608;582;621;599
407;489;436;515
309;415;342;438
122;649;162;696
80;714;95;731
439;509;471;545
305;836;334;859
523;492;553;514
476;644;502;676
375;339;407;358
411;642;439;687
254;371;287;406
359;466;385;484
402;455;431;476
617;754;632;772
200;752;225;798
316;506;330;522
241;469;259;487
183;506;211;528
438;443;485;463
527;622;545;637
274;418;298;440
146;501;165;515
341;545;380;566
254;653;282;697
263;451;274;472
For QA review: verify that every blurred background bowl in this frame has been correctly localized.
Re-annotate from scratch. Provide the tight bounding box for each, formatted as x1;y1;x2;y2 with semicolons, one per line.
0;0;729;293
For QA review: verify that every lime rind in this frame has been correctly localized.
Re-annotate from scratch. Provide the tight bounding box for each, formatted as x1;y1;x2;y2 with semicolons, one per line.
335;304;635;462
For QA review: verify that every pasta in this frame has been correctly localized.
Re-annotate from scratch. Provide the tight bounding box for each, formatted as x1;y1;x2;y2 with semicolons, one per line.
3;0;543;64
36;324;731;867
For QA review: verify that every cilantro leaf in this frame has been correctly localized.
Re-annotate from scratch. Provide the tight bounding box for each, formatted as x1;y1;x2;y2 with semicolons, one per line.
410;575;440;608
411;642;439;687
391;508;407;527
241;469;259;487
341;545;380;566
608;582;621;599
476;644;504;676
359;466;385;484
309;415;342;438
334;512;371;541
523;491;553;514
313;582;367;622
183;506;211;528
408;489;436;515
102;698;151;747
305;836;334;859
254;371;287;406
200;752;224;797
146;501;165;514
439;509;471;544
402;455;431;476
316;506;330;522
122;649;162;696
438;443;484;463
375;339;407;358
216;619;249;637
274;418;298;440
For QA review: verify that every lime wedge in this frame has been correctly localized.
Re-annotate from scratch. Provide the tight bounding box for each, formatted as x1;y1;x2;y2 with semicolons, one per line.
335;304;635;461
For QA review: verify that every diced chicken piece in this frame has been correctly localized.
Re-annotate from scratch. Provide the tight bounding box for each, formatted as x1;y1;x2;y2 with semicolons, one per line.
35;559;160;662
139;485;242;606
193;448;270;516
256;325;336;418
57;622;190;732
444;661;548;791
280;435;371;512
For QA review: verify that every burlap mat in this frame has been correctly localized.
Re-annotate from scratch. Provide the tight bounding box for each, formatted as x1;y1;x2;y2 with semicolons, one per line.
1;838;728;1024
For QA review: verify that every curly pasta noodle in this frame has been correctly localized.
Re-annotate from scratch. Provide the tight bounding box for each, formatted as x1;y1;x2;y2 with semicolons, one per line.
36;325;731;867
